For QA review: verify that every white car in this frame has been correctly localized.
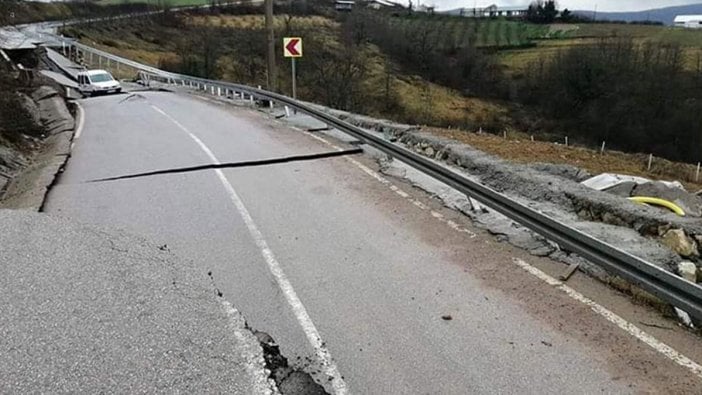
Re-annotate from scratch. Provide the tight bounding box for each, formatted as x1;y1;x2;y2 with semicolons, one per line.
76;70;122;97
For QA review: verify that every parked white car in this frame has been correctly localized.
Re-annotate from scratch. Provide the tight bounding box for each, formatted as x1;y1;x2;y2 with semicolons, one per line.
76;70;122;97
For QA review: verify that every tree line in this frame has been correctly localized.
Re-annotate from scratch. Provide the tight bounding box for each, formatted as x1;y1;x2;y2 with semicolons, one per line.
342;10;506;98
154;4;386;113
521;38;702;163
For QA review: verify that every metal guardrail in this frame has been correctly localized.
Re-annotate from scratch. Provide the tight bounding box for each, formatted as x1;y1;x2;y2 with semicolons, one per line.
50;35;702;322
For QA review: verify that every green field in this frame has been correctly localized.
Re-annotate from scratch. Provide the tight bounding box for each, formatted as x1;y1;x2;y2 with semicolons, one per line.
566;22;702;46
383;15;550;49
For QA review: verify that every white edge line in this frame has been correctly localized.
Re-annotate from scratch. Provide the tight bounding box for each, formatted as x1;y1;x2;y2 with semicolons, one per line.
73;101;85;141
512;257;702;380
150;105;348;395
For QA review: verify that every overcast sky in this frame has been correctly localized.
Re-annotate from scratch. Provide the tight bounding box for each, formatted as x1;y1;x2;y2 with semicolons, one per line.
428;0;702;12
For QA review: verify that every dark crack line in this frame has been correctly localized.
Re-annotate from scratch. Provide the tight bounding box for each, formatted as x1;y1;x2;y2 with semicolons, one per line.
86;148;363;183
118;93;146;104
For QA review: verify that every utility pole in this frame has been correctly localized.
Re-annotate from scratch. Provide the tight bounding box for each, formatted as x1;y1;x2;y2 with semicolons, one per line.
593;4;598;21
265;0;277;92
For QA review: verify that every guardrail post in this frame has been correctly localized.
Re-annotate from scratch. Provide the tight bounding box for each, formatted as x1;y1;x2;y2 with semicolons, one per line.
217;87;221;96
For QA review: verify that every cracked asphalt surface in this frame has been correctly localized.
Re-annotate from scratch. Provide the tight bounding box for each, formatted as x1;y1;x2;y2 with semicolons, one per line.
41;91;701;393
0;209;273;394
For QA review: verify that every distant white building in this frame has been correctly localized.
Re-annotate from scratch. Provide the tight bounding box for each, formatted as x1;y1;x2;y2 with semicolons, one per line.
673;15;702;29
459;4;528;18
365;0;404;10
335;0;355;11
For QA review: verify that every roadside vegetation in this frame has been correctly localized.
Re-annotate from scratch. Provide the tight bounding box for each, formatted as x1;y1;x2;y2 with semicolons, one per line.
59;1;702;167
522;38;702;163
0;0;153;26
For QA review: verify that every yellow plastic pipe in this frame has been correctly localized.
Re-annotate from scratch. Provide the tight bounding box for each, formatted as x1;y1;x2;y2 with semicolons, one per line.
628;196;686;216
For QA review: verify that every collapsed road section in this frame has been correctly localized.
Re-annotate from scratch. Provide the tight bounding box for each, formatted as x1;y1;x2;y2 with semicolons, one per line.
0;44;76;211
0;209;328;394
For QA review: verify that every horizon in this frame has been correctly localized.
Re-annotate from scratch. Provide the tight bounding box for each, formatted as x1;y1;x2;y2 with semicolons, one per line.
427;0;702;12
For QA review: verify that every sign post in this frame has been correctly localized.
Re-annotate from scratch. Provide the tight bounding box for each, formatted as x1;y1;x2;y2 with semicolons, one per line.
283;37;302;100
291;57;297;99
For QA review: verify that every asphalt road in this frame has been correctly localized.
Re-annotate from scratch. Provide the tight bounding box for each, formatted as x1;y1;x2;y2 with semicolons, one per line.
0;209;273;394
44;91;699;393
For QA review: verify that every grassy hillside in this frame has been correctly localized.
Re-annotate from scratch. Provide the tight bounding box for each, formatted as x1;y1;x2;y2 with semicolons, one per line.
0;1;152;25
64;12;515;131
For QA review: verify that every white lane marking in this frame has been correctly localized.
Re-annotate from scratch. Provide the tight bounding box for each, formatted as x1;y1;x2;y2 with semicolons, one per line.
303;131;478;238
150;105;348;395
512;258;702;380
73;102;85;140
